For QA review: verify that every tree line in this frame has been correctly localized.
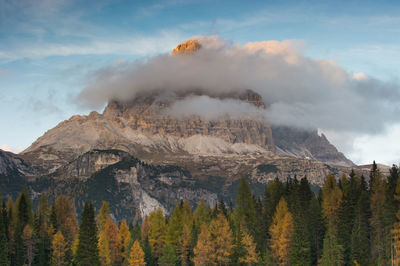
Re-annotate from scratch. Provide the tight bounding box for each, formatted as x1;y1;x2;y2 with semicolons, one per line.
1;162;400;265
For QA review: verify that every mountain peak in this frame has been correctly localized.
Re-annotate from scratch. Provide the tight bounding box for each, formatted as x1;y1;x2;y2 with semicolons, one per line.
171;39;202;55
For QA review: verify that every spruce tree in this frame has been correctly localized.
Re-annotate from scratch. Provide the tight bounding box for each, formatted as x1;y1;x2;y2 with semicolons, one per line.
0;200;9;266
35;193;51;266
15;186;34;266
76;202;100;265
159;243;178;266
370;169;390;265
320;174;343;266
308;195;325;265
350;191;371;265
235;177;256;235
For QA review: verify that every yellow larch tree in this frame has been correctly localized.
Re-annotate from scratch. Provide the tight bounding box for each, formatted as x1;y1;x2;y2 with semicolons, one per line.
193;224;213;266
128;240;146;266
208;213;235;265
51;231;67;266
98;230;111;266
120;219;132;262
177;223;193;266
148;208;167;258
240;231;259;265
269;197;294;266
104;216;122;265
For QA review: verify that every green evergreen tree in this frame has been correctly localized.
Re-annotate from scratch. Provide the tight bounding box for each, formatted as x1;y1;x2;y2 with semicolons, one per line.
289;177;312;266
159;243;178;266
14;186;34;266
370;169;390;265
320;225;344;266
308;195;325;265
34;193;51;266
350;191;371;266
131;221;141;242
263;178;284;231
235;177;256;233
337;174;360;265
0;199;9;266
76;202;100;266
320;174;343;266
143;236;156;266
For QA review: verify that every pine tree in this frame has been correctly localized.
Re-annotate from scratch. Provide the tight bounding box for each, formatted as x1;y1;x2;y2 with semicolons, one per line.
337;174;360;265
143;237;155;266
51;231;67;266
159;243;177;266
76;202;100;265
289;177;312;265
391;168;400;265
235;177;256;235
320;226;344;266
321;173;343;266
290;212;311;266
370;169;390;265
269;197;293;266
35;193;51;266
350;191;371;266
15;187;34;266
308;195;325;264
128;240;146;266
131;221;141;242
0;200;9;266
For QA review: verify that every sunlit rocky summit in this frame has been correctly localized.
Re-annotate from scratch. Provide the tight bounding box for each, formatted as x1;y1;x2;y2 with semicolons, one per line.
0;40;364;219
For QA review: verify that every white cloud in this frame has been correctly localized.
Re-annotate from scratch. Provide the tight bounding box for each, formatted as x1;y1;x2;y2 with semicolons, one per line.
347;124;400;166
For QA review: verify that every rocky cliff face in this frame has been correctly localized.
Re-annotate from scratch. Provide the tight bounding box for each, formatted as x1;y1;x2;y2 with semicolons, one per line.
0;149;35;176
27;149;217;220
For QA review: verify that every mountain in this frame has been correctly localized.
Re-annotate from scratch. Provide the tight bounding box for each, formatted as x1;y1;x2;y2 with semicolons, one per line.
1;40;361;219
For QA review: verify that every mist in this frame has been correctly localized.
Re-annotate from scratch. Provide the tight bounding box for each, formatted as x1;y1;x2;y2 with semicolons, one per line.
79;35;400;137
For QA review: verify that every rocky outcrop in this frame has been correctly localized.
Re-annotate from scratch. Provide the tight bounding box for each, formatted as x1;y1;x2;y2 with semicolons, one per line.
0;149;35;176
28;149;217;220
272;126;353;166
171;39;201;55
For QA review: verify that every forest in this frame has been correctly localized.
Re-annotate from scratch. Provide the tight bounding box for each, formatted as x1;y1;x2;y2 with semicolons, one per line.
1;162;400;266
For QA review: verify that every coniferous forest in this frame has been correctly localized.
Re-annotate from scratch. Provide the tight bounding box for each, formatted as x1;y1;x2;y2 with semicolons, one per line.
2;164;400;265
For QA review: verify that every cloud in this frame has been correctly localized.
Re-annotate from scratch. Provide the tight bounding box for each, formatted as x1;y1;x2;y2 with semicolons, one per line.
78;35;400;137
0;144;23;154
0;33;183;63
167;95;263;120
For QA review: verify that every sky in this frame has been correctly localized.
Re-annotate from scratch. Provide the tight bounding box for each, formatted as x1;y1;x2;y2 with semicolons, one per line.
1;0;400;166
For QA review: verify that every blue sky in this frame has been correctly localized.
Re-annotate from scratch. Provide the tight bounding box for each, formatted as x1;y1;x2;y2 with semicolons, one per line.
1;0;400;165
